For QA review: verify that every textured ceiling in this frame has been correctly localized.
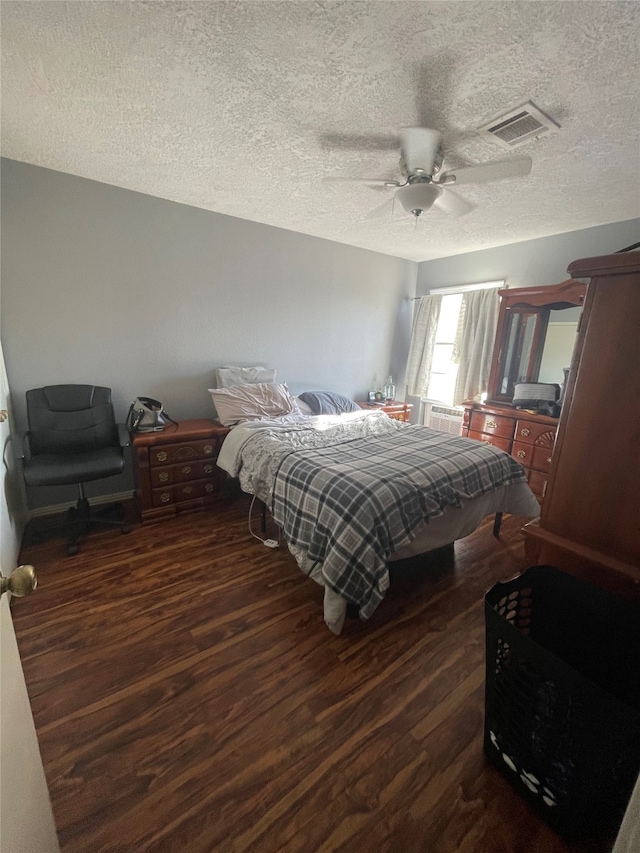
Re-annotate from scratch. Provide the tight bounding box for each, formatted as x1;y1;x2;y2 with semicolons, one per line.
2;1;639;261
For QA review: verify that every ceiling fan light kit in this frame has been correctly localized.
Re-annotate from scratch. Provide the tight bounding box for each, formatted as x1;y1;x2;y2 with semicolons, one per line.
396;182;442;216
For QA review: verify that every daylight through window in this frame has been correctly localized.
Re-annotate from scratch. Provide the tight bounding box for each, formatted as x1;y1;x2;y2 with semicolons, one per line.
425;292;463;406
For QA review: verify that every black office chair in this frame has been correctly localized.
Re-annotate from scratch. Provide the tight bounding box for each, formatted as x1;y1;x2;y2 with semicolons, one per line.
22;384;131;555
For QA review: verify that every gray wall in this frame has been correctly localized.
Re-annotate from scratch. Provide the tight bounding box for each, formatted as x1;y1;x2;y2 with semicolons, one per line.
1;159;416;508
4;156;637;509
416;219;640;295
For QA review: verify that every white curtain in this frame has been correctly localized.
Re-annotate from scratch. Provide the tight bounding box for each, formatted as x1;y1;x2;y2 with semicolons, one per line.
452;287;500;406
405;295;442;398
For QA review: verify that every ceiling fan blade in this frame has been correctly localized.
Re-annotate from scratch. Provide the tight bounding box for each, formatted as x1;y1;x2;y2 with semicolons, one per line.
323;177;401;187
399;127;442;174
441;156;532;186
319;133;399;151
433;189;475;219
365;198;397;219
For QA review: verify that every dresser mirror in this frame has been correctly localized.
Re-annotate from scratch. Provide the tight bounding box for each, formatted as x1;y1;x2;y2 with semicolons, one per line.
487;279;587;405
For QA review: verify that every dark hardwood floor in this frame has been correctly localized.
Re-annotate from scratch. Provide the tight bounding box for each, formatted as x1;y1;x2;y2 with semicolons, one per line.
12;498;608;853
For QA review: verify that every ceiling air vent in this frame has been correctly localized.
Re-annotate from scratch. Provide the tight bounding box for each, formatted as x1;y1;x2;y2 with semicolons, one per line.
479;101;560;149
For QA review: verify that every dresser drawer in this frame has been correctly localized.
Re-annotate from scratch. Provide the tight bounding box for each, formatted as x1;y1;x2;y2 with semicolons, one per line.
512;440;556;473
150;438;219;467
468;430;512;453
531;444;554;473
515;420;557;446
469;411;514;440
150;460;218;488
527;469;547;501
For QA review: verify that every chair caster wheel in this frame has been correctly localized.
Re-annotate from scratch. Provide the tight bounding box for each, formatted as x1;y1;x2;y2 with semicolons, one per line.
67;543;79;556
121;524;131;535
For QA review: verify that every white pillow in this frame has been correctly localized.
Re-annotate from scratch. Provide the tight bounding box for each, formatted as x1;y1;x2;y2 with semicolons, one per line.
209;382;298;426
215;366;276;388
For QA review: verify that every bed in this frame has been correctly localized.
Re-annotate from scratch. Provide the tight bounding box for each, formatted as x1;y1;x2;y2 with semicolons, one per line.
211;375;540;634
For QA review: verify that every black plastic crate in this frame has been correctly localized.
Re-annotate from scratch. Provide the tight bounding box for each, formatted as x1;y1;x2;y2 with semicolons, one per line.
484;565;640;840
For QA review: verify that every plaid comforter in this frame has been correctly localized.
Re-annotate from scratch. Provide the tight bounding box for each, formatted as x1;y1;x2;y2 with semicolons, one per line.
271;425;528;618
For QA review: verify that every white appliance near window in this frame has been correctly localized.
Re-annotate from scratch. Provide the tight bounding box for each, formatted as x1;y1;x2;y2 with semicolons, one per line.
423;401;464;435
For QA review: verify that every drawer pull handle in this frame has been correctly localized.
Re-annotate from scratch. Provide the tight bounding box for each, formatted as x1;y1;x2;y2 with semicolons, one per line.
547;457;552;464
181;466;192;475
204;444;213;455
159;472;169;483
205;483;214;493
182;485;193;495
520;428;530;437
204;464;213;474
156;451;168;463
160;492;171;503
517;450;526;459
486;420;498;429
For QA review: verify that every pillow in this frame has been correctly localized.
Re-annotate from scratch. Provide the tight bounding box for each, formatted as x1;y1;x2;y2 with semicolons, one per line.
298;391;361;415
209;382;297;426
295;397;314;416
512;382;560;409
214;366;276;388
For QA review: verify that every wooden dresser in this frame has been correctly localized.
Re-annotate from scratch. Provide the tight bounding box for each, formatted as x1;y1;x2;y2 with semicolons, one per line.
462;404;558;503
523;252;640;598
357;401;413;422
132;419;230;522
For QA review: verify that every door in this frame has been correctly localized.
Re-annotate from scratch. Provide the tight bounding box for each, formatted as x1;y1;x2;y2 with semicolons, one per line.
0;338;60;852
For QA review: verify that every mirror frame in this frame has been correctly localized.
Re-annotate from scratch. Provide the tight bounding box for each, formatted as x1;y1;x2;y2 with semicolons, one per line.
487;278;587;405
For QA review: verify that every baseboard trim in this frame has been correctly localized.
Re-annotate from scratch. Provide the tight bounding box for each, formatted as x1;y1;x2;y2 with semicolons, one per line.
29;491;135;519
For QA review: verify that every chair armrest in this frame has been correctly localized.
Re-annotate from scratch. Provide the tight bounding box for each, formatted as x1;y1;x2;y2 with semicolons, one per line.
15;432;31;461
117;424;130;448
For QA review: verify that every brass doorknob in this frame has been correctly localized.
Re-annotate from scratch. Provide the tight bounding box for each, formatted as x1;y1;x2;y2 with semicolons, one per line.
0;410;7;423
1;565;37;599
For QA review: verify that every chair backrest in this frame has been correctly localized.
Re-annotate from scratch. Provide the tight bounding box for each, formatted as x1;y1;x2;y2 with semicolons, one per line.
26;385;118;455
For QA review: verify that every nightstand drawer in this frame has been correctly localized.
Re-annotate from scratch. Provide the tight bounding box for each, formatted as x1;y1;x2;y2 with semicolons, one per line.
386;409;410;422
150;439;219;467
151;477;221;508
357;402;413;422
150;460;218;488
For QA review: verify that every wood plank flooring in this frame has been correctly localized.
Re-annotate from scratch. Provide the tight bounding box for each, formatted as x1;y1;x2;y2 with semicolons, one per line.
12;498;611;853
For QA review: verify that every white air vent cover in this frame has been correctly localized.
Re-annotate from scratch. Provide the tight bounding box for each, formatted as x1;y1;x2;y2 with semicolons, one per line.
479;101;560;149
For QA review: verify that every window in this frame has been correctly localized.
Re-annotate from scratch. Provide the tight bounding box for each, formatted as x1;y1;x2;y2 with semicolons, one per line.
425;292;462;406
405;281;502;407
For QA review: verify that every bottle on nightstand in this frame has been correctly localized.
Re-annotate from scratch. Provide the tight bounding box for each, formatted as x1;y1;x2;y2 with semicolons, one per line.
383;375;396;401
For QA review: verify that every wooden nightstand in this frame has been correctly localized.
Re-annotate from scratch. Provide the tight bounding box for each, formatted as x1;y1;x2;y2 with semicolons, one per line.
357;401;413;422
132;419;230;522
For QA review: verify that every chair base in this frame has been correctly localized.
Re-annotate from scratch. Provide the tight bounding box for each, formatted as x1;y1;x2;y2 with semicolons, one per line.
65;496;131;555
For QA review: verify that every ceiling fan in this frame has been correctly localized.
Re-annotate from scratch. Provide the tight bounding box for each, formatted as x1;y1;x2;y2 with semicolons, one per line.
325;127;532;219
